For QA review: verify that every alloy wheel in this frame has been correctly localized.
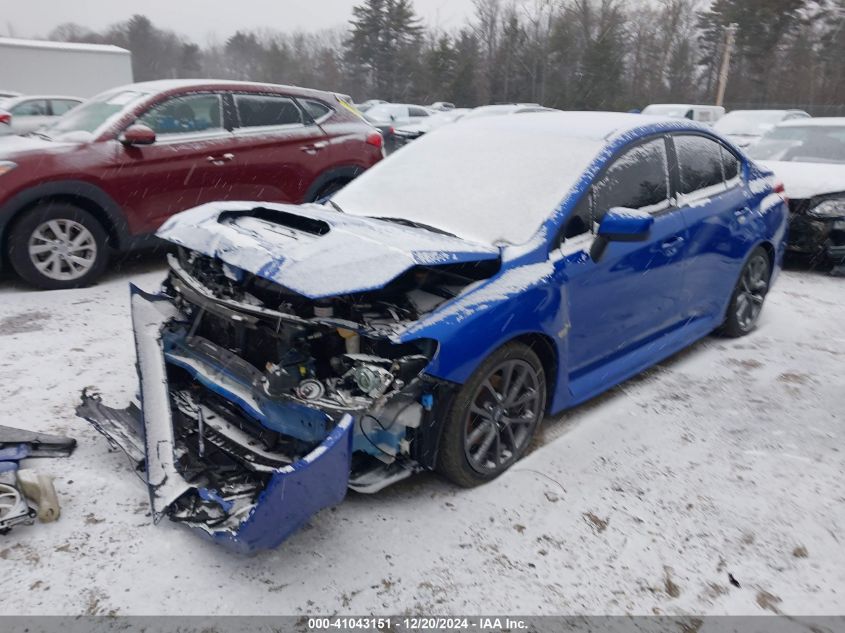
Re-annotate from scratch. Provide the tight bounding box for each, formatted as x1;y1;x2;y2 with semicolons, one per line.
28;219;98;281
735;253;769;331
463;359;542;474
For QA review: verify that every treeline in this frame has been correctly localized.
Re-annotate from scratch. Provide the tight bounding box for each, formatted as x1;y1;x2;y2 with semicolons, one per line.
45;0;845;112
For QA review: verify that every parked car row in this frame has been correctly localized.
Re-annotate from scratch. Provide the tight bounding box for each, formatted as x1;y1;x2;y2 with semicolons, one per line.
0;94;83;136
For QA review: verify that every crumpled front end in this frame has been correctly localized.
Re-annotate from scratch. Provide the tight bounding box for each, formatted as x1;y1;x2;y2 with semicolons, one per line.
78;287;354;554
78;225;492;551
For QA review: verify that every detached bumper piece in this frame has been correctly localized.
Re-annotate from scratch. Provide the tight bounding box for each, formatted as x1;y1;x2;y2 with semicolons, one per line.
77;286;354;553
0;426;76;533
788;213;845;272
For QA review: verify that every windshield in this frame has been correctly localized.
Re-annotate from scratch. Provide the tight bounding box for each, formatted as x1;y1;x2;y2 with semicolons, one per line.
748;125;845;164
332;115;604;245
715;111;787;136
41;89;149;141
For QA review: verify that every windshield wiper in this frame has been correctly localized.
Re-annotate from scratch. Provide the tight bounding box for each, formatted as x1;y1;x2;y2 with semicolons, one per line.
27;131;53;141
328;200;345;213
369;216;457;237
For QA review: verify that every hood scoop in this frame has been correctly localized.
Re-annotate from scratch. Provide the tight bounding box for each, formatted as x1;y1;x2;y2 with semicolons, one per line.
219;208;331;236
157;201;500;300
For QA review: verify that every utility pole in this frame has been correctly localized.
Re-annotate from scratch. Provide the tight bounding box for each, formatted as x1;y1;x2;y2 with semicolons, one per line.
716;23;738;107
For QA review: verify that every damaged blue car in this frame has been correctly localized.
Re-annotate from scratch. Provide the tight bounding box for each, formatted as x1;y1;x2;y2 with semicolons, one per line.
79;112;788;552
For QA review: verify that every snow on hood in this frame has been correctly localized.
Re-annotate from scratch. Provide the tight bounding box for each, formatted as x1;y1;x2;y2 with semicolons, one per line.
157;201;500;299
0;134;70;158
758;160;845;199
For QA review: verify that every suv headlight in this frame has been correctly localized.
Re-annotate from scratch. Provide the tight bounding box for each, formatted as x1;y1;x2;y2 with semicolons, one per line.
0;161;17;176
808;198;845;219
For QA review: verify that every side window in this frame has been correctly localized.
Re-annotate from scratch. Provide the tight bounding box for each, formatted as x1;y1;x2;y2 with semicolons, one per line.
592;138;670;222
138;93;223;135
409;107;430;117
11;100;48;116
721;146;740;182
236;94;303;128
301;99;331;121
51;100;80;116
674;135;726;196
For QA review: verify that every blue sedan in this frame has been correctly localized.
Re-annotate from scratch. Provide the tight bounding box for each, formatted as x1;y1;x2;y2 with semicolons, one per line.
81;112;788;551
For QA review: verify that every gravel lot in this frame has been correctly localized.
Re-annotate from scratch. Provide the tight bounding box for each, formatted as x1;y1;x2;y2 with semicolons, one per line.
0;256;842;616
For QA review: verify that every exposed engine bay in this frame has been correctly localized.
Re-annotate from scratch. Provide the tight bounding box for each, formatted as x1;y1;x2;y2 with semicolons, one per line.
79;244;497;551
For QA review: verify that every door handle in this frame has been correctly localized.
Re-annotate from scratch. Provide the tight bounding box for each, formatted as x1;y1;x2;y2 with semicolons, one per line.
660;236;685;255
300;141;329;155
206;153;234;164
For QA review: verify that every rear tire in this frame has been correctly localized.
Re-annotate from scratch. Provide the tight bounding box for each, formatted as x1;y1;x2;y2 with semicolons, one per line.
437;342;546;487
7;203;110;290
720;246;771;338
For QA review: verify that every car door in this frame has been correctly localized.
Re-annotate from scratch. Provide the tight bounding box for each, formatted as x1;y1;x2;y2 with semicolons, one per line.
10;98;52;134
103;92;240;233
671;133;751;322
222;92;332;203
560;136;689;380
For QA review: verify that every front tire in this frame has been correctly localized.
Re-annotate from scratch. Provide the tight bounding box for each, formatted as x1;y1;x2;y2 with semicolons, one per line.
7;204;109;290
437;342;546;487
720;246;771;338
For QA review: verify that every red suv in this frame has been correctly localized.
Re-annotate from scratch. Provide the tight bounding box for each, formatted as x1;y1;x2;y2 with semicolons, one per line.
0;80;383;289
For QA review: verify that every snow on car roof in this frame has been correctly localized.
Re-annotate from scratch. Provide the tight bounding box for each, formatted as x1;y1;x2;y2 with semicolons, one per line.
108;78;329;98
334;111;683;246
777;117;845;127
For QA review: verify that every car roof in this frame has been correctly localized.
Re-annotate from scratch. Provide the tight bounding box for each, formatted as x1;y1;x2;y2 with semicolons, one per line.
108;79;335;100
777;117;845;127
460;110;708;141
645;103;723;109
3;95;82;102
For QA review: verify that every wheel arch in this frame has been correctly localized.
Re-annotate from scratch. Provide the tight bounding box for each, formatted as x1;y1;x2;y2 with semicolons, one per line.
0;181;131;266
303;165;365;203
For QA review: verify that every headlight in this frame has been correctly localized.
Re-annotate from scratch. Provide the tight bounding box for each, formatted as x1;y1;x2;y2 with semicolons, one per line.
808;198;845;219
0;161;17;176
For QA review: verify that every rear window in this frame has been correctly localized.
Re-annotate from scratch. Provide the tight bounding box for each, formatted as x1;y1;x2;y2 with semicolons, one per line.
301;99;332;121
674;135;725;195
236;94;303;127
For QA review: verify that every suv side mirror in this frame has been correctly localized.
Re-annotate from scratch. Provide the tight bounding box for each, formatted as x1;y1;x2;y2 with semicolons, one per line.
120;124;156;146
590;207;654;262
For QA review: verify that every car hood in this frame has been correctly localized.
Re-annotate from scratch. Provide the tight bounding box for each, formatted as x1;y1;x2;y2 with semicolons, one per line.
395;122;429;135
157;201;501;299
0;133;76;158
758;160;845;199
724;133;760;147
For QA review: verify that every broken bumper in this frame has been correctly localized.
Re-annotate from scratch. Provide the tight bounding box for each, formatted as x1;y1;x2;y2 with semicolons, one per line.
77;286;354;554
787;215;845;264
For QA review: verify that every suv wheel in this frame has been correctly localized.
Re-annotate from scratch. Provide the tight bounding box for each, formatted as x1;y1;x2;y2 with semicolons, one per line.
7;204;109;290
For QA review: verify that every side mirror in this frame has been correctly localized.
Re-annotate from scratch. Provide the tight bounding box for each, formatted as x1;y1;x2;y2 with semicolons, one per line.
120;124;156;146
590;208;654;262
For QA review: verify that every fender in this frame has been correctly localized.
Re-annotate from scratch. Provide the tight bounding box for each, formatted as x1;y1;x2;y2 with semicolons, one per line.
303;165;366;203
0;179;134;255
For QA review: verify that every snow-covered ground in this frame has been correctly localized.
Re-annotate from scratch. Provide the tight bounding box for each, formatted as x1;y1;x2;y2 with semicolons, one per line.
0;257;842;616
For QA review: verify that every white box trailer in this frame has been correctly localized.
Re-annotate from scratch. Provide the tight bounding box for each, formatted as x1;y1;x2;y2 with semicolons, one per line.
0;37;133;98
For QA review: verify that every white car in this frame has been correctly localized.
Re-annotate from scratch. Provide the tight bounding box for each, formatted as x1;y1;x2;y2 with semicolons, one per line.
748;118;845;271
392;108;470;148
642;103;725;125
714;109;810;147
462;103;552;120
0;95;83;136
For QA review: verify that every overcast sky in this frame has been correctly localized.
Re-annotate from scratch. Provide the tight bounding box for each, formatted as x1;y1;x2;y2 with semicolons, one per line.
4;0;478;43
